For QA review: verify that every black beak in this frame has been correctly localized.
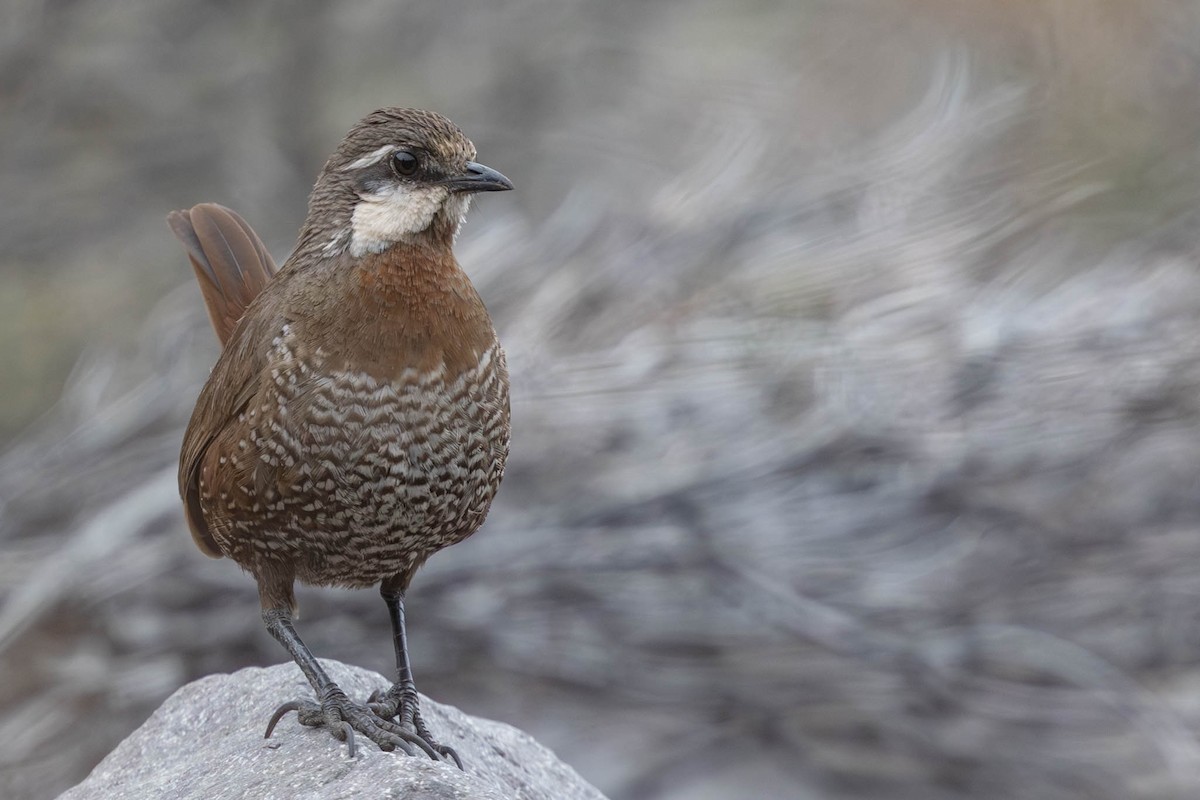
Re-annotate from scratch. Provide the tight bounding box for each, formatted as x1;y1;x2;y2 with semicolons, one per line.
441;161;514;193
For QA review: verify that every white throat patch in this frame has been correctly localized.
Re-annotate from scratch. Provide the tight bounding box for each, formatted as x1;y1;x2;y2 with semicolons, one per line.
348;186;472;256
349;184;447;256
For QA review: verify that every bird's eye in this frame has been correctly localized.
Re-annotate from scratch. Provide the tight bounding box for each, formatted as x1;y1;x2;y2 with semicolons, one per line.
390;151;419;178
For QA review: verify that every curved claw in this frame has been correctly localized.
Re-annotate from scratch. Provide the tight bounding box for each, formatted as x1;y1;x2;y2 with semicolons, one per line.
265;700;305;739
338;721;356;759
412;707;463;770
437;744;464;771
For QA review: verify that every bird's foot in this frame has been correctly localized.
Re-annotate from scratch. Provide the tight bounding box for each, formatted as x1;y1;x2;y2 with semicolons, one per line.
264;686;440;760
368;686;463;769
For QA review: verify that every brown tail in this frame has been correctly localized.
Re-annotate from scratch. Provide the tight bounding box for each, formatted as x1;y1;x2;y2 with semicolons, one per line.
167;203;278;346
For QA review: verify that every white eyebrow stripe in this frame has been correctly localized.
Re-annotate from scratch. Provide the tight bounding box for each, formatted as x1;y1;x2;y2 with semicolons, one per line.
340;144;397;171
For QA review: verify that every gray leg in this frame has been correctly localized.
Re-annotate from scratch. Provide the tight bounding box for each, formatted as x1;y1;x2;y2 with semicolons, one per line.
368;583;463;769
262;607;436;759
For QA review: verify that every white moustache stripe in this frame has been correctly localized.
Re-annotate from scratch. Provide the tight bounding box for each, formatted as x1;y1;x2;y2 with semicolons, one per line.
340;145;397;171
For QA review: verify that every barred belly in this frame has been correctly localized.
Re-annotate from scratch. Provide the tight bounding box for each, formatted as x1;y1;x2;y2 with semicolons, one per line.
207;336;509;587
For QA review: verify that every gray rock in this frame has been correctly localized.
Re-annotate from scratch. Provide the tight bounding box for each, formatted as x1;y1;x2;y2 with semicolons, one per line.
58;662;608;800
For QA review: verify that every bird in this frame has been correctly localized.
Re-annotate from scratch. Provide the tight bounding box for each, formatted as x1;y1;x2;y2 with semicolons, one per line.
168;108;513;765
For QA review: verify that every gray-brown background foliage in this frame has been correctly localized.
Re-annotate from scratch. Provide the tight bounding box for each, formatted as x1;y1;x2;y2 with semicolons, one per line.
4;1;1200;798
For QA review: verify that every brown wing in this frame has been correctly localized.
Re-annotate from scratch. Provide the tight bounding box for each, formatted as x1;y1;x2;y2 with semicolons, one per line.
167;203;278;346
178;314;272;557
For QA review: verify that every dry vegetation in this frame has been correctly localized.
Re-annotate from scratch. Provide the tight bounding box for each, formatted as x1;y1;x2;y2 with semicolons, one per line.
3;1;1200;798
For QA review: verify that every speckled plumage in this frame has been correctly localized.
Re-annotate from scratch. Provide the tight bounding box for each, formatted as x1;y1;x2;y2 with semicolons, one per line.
197;320;508;590
170;108;514;763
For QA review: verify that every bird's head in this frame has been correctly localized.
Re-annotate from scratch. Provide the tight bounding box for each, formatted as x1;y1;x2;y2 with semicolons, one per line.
303;108;512;258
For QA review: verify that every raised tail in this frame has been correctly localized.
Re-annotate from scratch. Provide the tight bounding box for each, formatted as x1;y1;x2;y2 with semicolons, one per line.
167;203;278;346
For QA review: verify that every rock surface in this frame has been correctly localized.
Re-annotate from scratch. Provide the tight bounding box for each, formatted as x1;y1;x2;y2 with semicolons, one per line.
58;662;608;800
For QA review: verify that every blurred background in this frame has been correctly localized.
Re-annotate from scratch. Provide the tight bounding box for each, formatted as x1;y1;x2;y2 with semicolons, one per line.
4;1;1200;798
